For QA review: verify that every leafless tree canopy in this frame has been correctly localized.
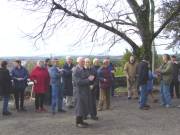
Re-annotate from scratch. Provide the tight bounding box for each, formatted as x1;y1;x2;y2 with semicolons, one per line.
14;0;180;57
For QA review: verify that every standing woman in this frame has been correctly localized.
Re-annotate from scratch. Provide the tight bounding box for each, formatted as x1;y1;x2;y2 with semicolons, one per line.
30;60;50;112
0;61;12;116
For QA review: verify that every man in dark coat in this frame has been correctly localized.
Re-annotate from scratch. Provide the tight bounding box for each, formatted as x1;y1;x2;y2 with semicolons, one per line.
170;55;180;98
84;58;98;120
137;56;149;110
0;61;12;116
72;57;95;128
92;58;100;100
11;60;29;112
63;56;74;108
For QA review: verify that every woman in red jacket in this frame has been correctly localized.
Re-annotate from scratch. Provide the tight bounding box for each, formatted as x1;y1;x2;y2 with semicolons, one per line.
30;60;50;112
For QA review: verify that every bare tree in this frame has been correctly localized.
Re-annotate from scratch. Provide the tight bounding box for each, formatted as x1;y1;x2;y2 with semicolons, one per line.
14;0;180;59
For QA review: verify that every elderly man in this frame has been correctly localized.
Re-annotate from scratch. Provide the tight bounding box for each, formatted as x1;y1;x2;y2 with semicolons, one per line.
92;58;100;100
84;58;98;120
72;57;95;128
97;58;112;111
63;56;74;108
124;55;139;99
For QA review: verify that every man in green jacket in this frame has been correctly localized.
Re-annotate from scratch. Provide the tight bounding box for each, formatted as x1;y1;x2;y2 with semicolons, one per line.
156;54;173;108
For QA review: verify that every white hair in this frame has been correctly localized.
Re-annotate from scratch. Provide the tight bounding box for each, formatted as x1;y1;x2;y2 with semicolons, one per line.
76;57;84;63
66;56;72;60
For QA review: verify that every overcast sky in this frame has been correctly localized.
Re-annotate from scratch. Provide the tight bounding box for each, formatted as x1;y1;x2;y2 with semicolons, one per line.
0;0;175;57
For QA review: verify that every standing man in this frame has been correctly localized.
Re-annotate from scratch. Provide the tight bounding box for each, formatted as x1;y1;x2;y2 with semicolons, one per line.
124;55;139;99
72;57;95;128
11;60;29;112
156;54;173;108
0;61;12;116
44;58;52;105
92;58;100;100
97;58;112;111
170;55;180;98
84;58;98;120
137;57;149;110
63;56;74;108
49;59;66;114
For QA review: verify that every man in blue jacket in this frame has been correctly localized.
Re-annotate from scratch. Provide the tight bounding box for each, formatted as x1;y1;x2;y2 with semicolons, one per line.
11;60;29;112
49;59;66;115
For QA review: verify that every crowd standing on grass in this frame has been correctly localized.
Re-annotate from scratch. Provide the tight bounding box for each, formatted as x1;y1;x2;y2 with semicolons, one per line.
0;54;180;128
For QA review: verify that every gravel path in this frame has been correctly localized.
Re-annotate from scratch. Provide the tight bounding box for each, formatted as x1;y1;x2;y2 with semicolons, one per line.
0;96;180;135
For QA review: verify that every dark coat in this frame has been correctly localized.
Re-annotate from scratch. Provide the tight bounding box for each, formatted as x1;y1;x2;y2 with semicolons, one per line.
11;66;29;90
0;68;12;96
72;65;90;117
172;62;180;81
63;63;74;96
98;66;112;89
137;60;149;86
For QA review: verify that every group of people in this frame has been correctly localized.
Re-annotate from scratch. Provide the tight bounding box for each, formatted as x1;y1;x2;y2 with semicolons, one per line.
0;54;179;128
0;56;114;128
124;54;180;110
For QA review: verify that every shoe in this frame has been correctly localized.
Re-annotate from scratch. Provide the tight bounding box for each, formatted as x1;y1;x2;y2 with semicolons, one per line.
144;104;151;108
91;116;98;120
35;109;41;113
76;123;87;128
153;99;158;103
2;111;12;116
20;108;27;112
58;109;66;113
128;97;132;100
139;106;149;110
133;97;139;100
165;104;171;108
40;108;47;112
67;105;74;109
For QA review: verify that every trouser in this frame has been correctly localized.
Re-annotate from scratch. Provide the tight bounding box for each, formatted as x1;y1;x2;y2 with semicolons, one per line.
76;116;83;124
96;87;100;100
111;80;115;96
44;85;52;105
3;95;9;113
127;79;138;98
160;81;171;106
98;88;110;110
58;84;64;111
139;84;148;108
66;96;73;107
170;80;179;98
35;93;45;110
51;84;64;112
14;88;25;110
89;90;97;117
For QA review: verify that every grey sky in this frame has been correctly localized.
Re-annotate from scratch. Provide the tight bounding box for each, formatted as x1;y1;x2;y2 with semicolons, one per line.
0;0;175;57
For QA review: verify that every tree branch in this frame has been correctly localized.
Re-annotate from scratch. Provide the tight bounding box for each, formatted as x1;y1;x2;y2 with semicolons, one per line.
153;5;180;39
53;1;139;50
